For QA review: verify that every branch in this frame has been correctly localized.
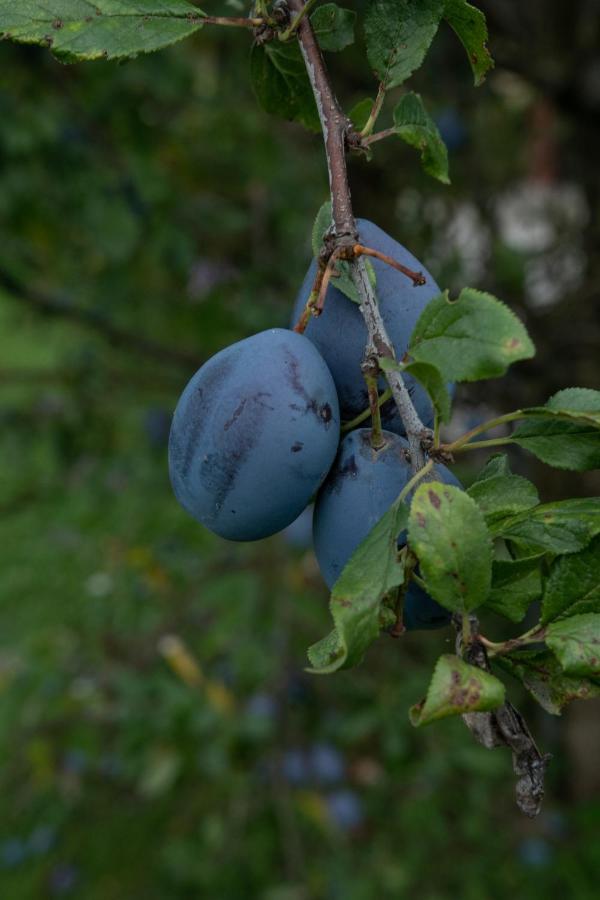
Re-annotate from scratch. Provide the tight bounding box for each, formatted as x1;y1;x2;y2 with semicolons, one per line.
0;268;200;371
289;0;429;470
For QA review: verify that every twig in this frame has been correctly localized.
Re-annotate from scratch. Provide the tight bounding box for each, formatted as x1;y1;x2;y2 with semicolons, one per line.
199;15;264;28
353;243;425;286
362;127;397;147
289;0;430;472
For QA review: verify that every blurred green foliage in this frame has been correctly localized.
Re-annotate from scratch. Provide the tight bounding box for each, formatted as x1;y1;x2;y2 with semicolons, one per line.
0;5;599;898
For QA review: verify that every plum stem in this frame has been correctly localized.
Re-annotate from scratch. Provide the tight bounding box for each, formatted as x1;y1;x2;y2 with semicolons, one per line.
340;387;392;432
362;367;385;449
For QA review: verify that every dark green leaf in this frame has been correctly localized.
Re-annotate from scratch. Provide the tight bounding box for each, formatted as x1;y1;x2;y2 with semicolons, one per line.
472;453;513;481
410;654;505;726
541;536;600;624
250;41;320;133
443;0;494;85
512;418;600;471
0;0;203;62
392;92;449;184
365;0;445;90
307;502;409;674
490;498;600;555
409;288;535;383
497;650;600;715
408;482;492;613
546;614;600;677
467;474;539;523
312;201;333;257
311;3;356;52
485;557;542;623
402;361;452;423
522;387;600;427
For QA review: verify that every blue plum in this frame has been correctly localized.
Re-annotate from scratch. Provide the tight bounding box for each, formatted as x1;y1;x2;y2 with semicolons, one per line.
169;328;340;541
312;429;461;630
291;219;450;433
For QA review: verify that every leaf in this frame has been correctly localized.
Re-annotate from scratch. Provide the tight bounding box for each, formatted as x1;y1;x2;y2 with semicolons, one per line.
523;388;600;427
311;201;333;257
311;3;356;52
402;361;452;423
497;650;600;715
392;92;450;184
472;453;513;481
408;482;492;613
408;288;535;383
443;0;493;85
512;418;600;471
490;498;600;555
349;98;374;130
365;0;445;90
312;201;333;257
250;41;320;133
307;502;409;674
546;614;600;677
467;474;539;523
410;654;505;726
541;536;600;624
0;0;203;62
485;557;542;623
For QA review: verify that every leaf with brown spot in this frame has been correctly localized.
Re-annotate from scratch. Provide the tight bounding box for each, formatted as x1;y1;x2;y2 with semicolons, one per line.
410;654;505;726
408;482;492;613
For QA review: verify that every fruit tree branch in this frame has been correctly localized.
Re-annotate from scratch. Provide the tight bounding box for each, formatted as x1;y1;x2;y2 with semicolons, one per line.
288;0;429;470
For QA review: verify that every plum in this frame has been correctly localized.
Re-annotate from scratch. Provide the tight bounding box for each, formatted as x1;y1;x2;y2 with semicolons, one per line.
312;429;461;630
291;219;451;433
169;328;340;541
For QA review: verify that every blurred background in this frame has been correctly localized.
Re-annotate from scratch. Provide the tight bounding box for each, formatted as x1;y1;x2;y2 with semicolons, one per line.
0;1;599;897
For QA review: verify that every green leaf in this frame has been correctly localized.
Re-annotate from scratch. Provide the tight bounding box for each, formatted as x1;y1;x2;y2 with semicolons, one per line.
541;536;600;624
546;614;600;677
365;0;445;90
485;557;542;623
523;388;600;427
497;650;600;715
410;654;505;726
408;482;492;613
312;201;333;257
443;0;494;85
402;361;452;423
311;3;356;52
408;288;535;383
349;98;374;131
490;498;600;555
0;0;203;62
250;41;320;133
472;453;513;481
392;92;449;184
467;474;539;523
307;502;409;674
512;418;600;471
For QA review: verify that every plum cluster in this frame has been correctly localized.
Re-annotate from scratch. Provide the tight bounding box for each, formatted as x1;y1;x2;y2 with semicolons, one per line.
169;220;457;629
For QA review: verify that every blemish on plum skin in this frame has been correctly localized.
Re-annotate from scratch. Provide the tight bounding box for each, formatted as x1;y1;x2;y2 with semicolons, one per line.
335;597;352;608
320;403;333;424
52;18;63;29
416;512;426;527
428;490;441;509
291;441;304;453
